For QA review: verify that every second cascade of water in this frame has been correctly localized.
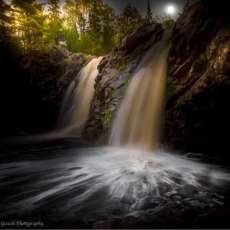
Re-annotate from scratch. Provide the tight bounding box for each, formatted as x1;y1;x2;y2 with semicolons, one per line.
58;56;103;136
110;31;171;150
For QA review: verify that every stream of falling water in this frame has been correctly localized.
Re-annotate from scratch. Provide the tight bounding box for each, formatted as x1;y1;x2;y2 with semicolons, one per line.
110;31;170;150
58;56;103;136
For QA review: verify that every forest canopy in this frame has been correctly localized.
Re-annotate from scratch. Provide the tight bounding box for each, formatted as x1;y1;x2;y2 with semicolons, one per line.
0;0;173;55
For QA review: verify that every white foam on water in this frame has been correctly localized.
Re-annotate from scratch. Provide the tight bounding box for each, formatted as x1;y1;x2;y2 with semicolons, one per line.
0;147;229;219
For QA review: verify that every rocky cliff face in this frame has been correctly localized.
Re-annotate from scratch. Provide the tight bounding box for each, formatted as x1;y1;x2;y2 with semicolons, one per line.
83;1;230;158
164;1;230;157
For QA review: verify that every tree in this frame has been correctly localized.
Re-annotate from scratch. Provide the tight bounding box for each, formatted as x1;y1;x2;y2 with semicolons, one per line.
48;0;63;45
62;0;92;52
63;0;92;38
116;4;143;42
1;0;158;55
78;0;92;36
0;0;12;37
9;0;48;51
0;0;12;28
88;0;102;52
87;0;115;54
0;0;17;55
145;0;153;24
49;0;60;17
67;0;93;37
62;0;79;51
100;4;115;53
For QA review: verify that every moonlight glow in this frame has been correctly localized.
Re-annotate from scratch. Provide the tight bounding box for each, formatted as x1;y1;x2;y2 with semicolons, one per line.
164;4;177;16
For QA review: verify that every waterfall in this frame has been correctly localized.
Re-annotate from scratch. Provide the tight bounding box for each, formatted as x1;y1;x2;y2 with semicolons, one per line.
110;31;170;150
58;56;102;136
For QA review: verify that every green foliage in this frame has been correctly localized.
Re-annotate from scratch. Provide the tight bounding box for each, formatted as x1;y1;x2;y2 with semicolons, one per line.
1;0;161;55
60;57;72;66
102;89;114;129
5;0;50;51
62;0;116;54
103;109;112;129
87;0;116;54
0;0;12;27
0;0;20;58
116;57;132;71
47;0;64;45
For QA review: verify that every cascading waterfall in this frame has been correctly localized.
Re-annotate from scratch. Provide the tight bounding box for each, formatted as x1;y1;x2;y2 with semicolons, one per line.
110;31;171;150
58;56;102;136
2;31;230;226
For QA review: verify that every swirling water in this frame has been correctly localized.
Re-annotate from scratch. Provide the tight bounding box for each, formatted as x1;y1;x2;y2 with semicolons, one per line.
0;145;229;224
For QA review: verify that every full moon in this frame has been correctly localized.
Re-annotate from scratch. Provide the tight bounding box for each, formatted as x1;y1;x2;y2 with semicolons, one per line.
164;4;177;16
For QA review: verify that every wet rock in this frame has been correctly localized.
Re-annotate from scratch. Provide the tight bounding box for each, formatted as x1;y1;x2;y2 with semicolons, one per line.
164;1;230;159
121;24;163;53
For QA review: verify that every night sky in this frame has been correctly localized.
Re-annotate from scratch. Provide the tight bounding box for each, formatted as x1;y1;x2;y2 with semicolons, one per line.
103;0;186;16
3;0;187;17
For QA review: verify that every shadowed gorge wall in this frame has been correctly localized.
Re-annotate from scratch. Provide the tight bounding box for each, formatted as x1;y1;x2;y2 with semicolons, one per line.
0;44;88;136
164;1;230;158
